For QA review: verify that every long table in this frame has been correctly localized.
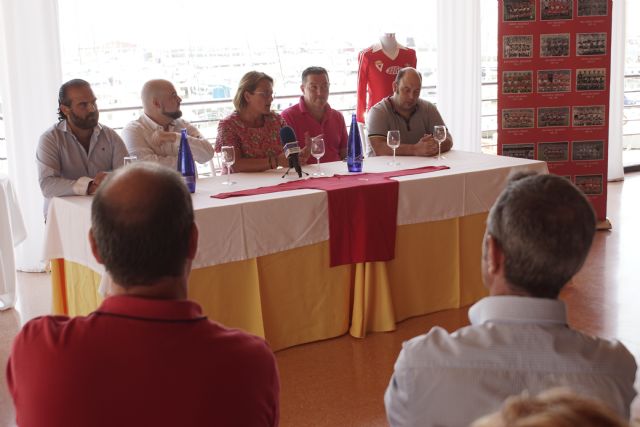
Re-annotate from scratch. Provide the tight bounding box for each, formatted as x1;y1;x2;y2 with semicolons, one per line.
43;151;547;351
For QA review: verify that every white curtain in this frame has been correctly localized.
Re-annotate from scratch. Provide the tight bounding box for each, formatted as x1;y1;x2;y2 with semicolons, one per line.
437;0;482;152
608;0;625;181
0;0;62;271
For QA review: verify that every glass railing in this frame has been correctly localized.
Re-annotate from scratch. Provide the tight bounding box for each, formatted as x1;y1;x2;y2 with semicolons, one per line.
0;83;518;174
623;75;640;137
2;78;640;173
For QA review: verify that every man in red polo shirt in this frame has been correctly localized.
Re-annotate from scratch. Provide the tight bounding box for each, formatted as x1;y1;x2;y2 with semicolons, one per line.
282;66;347;164
7;163;280;427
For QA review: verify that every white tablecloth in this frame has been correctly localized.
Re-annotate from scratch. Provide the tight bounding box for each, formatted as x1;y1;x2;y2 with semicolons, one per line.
43;151;548;276
0;175;27;310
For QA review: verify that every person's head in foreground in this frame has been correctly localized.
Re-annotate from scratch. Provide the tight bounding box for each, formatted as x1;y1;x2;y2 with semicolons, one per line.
471;388;630;427
482;172;596;298
90;161;197;297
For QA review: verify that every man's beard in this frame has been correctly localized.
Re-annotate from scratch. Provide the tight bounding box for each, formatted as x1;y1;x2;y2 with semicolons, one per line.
162;108;182;120
68;110;98;129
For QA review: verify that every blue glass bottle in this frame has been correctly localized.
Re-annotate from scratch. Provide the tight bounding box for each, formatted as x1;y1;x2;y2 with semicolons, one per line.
177;128;196;193
347;114;363;172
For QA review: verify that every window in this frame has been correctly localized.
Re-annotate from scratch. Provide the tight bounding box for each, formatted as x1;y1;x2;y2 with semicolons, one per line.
624;0;640;167
0;96;6;174
58;0;438;142
481;0;499;154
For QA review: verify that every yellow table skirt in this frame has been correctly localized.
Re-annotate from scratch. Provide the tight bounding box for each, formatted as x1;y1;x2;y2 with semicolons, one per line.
51;213;488;351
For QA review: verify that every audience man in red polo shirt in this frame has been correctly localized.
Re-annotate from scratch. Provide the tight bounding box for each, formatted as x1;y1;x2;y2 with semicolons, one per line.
282;66;348;164
7;162;280;427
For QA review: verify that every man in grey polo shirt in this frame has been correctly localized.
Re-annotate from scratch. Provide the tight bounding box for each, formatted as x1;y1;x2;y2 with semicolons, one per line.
367;67;452;157
37;79;128;217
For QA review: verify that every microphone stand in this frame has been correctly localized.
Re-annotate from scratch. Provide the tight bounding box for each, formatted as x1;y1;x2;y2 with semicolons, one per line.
281;167;309;179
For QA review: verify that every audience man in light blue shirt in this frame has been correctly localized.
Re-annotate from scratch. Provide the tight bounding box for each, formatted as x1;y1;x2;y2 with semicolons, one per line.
385;173;637;426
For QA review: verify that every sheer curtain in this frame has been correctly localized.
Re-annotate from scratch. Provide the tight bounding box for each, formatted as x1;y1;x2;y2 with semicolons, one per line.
608;0;625;181
0;0;62;271
436;0;482;152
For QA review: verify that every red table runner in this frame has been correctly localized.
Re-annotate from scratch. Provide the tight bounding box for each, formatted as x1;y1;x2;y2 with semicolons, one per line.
212;166;448;266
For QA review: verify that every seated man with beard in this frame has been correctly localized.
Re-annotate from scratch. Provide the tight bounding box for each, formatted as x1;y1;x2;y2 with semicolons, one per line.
36;78;129;217
121;79;214;168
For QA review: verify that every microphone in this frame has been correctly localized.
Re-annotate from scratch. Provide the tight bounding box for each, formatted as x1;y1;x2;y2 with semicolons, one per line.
279;126;302;178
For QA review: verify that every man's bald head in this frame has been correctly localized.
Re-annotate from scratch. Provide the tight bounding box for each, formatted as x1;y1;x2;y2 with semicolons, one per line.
141;79;183;123
394;67;422;86
91;163;194;287
141;79;170;109
392;67;423;113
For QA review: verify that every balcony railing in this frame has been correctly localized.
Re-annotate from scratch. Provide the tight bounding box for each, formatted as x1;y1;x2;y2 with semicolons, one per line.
2;76;640;171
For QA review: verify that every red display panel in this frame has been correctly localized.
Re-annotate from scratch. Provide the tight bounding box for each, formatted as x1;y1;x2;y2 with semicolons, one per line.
497;0;612;220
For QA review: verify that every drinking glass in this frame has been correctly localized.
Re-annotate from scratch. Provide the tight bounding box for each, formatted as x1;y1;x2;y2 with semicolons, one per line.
123;155;137;166
433;125;447;161
310;136;325;176
386;130;401;166
221;146;236;185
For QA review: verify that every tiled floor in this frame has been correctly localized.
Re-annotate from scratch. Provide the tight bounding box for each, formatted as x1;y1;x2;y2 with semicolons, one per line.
1;173;639;427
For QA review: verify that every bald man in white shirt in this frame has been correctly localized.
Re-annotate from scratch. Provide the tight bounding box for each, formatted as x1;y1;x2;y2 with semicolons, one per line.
122;79;215;168
384;173;637;426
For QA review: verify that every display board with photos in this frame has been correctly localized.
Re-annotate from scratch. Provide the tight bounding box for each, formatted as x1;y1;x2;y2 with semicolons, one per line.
497;0;612;220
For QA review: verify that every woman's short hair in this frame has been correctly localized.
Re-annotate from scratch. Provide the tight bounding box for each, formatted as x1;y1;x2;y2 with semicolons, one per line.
233;71;274;111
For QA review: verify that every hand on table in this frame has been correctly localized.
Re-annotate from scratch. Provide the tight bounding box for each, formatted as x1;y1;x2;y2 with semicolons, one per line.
87;171;109;195
413;135;439;157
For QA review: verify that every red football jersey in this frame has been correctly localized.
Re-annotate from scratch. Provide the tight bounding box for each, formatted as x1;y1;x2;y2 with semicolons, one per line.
356;45;417;123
